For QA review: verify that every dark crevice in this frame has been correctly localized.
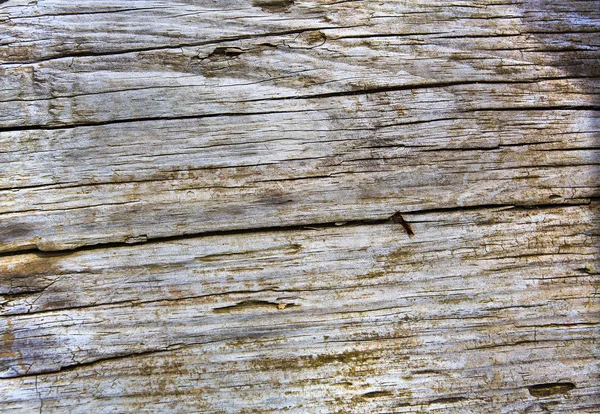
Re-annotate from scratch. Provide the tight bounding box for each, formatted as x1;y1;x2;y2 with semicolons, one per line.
7;7;169;19
254;174;334;183
212;299;296;313
527;383;576;398
0;200;593;258
1;77;596;133
251;79;572;102
0;288;283;318
334;31;447;40
428;396;468;405
401;201;594;216
0;298;144;318
0;343;199;380
0;108;319;133
463;105;600;113
360;390;394;398
374;117;460;130
0;161;282;192
419;141;563;152
0;25;362;66
0;217;393;258
465;338;578;351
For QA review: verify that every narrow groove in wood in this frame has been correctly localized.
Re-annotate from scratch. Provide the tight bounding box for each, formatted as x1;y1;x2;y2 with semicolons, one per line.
0;25;361;66
1;345;197;380
0;200;593;258
463;104;600;113
2;78;597;133
0;108;319;133
248;79;599;102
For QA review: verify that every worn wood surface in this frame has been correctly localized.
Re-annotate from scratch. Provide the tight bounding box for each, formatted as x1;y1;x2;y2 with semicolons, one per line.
1;0;599;412
1;0;599;252
2;204;599;412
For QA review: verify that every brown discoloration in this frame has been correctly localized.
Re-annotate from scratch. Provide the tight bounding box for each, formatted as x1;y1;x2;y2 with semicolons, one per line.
0;254;62;295
390;212;415;237
357;269;385;280
253;0;294;13
528;383;576;398
245;349;380;376
0;320;16;359
0;320;23;375
307;350;368;369
1;254;61;279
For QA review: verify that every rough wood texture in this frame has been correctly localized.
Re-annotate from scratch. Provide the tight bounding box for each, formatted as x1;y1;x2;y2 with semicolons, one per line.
1;0;599;412
1;0;599;252
1;205;599;412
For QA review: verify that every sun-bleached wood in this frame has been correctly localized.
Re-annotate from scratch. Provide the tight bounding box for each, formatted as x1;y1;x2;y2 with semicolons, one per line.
1;204;599;412
0;0;599;412
0;0;598;252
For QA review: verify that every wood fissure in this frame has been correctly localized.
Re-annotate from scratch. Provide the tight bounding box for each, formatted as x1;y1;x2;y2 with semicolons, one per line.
1;0;598;412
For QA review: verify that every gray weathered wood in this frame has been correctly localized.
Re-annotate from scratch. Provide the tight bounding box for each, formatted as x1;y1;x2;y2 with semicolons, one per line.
0;0;599;412
1;0;599;252
1;204;599;412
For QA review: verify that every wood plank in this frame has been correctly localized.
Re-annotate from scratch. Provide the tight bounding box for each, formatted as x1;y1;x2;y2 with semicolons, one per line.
0;204;598;412
2;0;599;65
1;0;599;252
1;1;599;411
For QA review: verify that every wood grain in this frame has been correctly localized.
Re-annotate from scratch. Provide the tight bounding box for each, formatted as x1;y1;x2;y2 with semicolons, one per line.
1;0;598;252
1;204;599;412
0;0;599;412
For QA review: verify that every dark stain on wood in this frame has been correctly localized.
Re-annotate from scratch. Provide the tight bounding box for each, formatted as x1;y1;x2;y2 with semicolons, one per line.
390;212;415;237
252;0;294;13
527;382;576;398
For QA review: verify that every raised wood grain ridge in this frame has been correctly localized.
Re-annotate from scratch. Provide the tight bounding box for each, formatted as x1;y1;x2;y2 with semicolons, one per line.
0;0;599;412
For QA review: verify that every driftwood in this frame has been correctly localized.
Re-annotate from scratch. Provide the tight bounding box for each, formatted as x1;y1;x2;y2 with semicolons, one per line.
0;0;598;412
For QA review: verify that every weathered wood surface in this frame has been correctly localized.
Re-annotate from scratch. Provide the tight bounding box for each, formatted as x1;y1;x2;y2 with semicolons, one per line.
1;0;599;412
1;0;599;252
1;205;599;412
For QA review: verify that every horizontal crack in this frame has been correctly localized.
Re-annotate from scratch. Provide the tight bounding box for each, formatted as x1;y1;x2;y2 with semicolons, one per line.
3;77;595;133
0;200;594;258
0;108;319;133
464;104;600;112
245;79;565;101
0;288;283;318
0;25;361;66
0;343;196;380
